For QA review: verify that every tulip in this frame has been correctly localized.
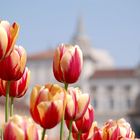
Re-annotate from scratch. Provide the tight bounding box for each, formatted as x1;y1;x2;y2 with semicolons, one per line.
0;67;30;98
53;43;83;84
65;88;90;140
66;105;94;140
0;45;27;81
3;115;39;140
30;83;65;129
65;87;90;120
72;122;102;140
66;105;94;133
0;20;19;60
102;118;135;140
66;105;94;139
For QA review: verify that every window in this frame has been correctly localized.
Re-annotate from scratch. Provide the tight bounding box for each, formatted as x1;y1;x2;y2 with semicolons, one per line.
91;94;97;110
110;96;114;110
107;85;114;110
124;85;131;109
91;86;97;93
90;86;97;109
93;98;97;109
107;85;113;92
127;98;131;108
124;85;131;92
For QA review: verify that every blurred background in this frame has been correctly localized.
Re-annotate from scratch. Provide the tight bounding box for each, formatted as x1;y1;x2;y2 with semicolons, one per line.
0;0;140;139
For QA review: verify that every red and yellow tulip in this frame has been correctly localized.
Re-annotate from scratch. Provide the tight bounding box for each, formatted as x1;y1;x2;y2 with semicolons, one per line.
30;83;65;129
0;67;30;98
102;118;135;140
3;115;39;140
0;20;19;60
74;105;94;133
65;87;90;120
66;105;94;134
72;122;102;140
53;43;83;84
0;45;27;81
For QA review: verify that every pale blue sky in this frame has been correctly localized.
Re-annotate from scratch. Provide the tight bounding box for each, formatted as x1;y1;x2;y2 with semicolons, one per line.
0;0;140;67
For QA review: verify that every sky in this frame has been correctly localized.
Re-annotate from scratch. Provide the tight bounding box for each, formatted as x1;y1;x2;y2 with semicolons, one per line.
0;0;140;68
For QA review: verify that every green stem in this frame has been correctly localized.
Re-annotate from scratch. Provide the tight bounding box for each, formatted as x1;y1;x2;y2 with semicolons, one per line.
77;131;81;140
41;128;46;140
1;128;3;140
10;97;14;117
0;128;1;140
64;83;68;91
67;120;73;140
60;116;64;140
60;83;68;140
5;81;10;122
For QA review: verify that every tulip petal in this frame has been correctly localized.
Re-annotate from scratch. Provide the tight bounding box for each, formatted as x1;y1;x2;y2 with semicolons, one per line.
27;123;39;140
65;94;76;119
30;85;42;111
16;67;30;98
0;21;19;60
17;46;27;73
37;100;63;129
76;94;90;119
0;25;8;58
8;22;19;54
53;46;64;82
74;105;94;133
110;127;120;140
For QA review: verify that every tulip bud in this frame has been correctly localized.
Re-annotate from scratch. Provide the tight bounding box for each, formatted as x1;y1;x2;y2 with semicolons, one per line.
53;43;83;84
65;87;90;120
0;45;27;81
0;67;30;98
30;83;65;129
102;118;135;140
0;20;19;60
3;115;39;140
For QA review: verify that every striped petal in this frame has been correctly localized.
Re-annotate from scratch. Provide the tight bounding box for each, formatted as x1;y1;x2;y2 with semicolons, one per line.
65;94;76;119
37;100;63;129
76;93;90;119
0;21;19;60
30;85;42;112
4;122;24;140
0;25;8;59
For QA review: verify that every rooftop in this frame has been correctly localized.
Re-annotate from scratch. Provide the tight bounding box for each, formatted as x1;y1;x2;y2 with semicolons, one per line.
91;69;137;79
28;49;54;61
